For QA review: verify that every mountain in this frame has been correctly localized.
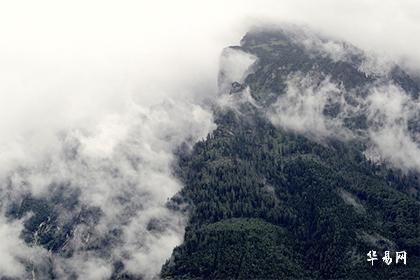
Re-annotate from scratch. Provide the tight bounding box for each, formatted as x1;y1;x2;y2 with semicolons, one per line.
4;26;420;280
161;26;420;279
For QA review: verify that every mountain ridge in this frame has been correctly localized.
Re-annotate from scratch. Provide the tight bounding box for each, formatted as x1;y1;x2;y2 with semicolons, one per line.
161;26;420;280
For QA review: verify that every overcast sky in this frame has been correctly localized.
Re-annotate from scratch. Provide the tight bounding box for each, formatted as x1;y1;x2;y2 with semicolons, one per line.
1;1;419;161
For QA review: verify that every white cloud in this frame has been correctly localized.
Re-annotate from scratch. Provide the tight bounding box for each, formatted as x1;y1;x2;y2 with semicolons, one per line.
1;99;215;278
365;85;420;171
0;0;420;278
268;74;350;140
0;217;48;278
218;47;257;94
269;72;420;173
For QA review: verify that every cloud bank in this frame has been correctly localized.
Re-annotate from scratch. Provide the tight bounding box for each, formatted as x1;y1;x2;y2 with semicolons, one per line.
268;72;420;174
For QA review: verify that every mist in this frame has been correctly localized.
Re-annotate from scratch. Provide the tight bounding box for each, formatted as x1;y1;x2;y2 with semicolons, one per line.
1;0;420;278
2;1;420;173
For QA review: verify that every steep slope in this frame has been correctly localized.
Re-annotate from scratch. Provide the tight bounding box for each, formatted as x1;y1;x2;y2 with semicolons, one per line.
162;27;420;279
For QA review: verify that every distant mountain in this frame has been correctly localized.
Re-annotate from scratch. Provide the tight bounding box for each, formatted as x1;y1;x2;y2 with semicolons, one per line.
161;26;420;279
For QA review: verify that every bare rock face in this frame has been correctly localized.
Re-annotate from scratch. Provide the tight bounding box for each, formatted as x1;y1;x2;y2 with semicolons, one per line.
229;81;246;94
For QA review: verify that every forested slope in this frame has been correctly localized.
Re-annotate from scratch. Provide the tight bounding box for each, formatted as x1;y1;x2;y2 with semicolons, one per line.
162;27;420;280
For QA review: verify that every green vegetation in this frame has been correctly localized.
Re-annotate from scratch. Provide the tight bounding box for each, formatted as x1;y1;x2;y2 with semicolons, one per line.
162;108;420;279
162;218;305;280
